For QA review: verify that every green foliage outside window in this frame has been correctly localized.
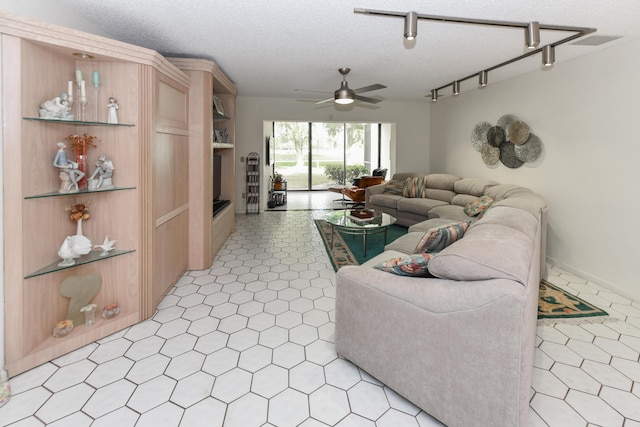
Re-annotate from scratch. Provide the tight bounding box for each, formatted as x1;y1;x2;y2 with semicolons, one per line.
323;163;368;184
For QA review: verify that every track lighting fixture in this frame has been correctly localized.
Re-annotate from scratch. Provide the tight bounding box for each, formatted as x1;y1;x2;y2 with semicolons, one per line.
404;12;418;40
542;45;555;68
525;22;540;49
479;71;488;88
354;8;596;99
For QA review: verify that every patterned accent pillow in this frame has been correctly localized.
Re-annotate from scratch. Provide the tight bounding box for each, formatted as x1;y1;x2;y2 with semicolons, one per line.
383;179;406;195
414;221;470;253
463;195;495;217
373;253;435;277
402;176;428;198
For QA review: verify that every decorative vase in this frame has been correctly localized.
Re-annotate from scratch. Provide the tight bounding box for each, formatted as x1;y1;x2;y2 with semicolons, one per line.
75;138;87;189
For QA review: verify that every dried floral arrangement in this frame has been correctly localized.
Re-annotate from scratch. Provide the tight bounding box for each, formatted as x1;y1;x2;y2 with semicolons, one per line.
65;133;99;155
66;202;90;222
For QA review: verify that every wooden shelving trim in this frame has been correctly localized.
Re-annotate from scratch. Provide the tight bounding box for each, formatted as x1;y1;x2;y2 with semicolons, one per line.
25;249;136;279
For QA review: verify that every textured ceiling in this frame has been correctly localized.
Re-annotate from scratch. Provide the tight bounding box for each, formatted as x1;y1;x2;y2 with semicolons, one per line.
54;0;640;102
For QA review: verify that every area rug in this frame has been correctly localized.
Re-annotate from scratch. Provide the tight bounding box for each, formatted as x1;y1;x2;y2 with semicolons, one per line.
315;219;610;324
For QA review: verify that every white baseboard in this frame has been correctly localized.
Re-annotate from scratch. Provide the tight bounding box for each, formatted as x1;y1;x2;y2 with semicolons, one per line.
546;256;640;304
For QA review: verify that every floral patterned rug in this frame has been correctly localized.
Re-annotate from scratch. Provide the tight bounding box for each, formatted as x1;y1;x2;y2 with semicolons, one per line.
316;219;611;324
538;280;610;324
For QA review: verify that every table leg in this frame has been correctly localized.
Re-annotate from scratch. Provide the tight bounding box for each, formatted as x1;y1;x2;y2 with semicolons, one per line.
363;231;367;257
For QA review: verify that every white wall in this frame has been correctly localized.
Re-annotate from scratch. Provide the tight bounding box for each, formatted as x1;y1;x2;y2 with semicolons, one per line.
430;38;640;301
0;0;112;36
234;97;429;212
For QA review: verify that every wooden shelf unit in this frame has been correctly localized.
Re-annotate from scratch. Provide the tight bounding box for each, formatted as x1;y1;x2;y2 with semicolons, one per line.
168;58;237;270
1;13;191;376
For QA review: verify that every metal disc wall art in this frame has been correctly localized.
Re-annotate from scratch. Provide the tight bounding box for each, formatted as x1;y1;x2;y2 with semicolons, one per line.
471;122;492;152
471;114;543;168
514;134;542;162
487;126;505;147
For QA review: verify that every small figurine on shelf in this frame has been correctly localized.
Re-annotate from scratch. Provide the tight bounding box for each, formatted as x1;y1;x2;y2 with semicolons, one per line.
94;235;117;256
39;92;74;120
107;97;119;124
102;303;120;319
57;235;92;266
53;142;85;193
53;319;74;338
88;155;115;190
80;304;98;326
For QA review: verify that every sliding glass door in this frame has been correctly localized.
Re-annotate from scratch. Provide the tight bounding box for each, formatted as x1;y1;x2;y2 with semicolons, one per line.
272;121;389;191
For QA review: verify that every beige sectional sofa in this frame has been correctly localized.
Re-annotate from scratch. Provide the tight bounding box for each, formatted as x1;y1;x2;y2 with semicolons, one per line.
335;173;547;427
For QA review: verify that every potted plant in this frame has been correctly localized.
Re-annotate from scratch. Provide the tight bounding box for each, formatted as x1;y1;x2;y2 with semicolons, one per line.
273;172;284;190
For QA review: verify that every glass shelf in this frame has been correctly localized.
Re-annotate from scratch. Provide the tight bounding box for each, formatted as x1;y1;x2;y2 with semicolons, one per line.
23;117;135;127
25;186;136;200
213;112;230;120
25;249;135;279
212;142;234;149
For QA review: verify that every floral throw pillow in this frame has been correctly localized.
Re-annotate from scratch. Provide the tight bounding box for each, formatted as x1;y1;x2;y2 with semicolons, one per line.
414;221;470;254
402;176;428;198
463;195;494;217
373;253;435;277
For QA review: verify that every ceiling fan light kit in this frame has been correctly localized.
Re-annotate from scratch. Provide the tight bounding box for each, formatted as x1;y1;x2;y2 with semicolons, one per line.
354;8;596;100
302;67;386;106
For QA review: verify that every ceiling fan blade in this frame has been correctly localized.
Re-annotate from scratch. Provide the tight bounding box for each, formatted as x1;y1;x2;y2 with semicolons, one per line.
354;94;382;104
315;97;334;104
354;84;387;94
295;89;331;94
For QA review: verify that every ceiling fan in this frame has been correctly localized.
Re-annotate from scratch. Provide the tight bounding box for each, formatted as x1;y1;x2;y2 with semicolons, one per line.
306;68;387;105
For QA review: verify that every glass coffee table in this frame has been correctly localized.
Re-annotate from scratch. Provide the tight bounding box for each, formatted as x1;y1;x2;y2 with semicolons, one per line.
324;209;397;257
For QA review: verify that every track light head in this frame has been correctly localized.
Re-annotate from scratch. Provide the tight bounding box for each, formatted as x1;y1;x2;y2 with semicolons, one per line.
525;21;540;49
479;71;488;88
542;45;555;69
452;81;460;96
404;12;418;40
431;89;438;102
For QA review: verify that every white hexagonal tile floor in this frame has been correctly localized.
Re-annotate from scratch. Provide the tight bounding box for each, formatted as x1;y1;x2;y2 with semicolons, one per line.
3;203;640;426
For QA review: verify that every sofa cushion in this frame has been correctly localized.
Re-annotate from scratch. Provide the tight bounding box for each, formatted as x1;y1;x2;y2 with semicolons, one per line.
422;188;456;203
470;205;538;236
428;207;536;285
492;194;547;217
454;177;498;197
384;232;425;253
397;197;448;216
426;205;472;222
383;179;406;195
372;253;435;277
369;193;403;209
463;196;495;217
450;193;478;207
402;176;428;198
415;221;470;253
484;184;531;200
425;173;460;190
408;218;464;233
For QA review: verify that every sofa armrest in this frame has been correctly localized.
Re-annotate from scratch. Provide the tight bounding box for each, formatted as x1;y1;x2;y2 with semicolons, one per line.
364;182;387;205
